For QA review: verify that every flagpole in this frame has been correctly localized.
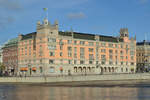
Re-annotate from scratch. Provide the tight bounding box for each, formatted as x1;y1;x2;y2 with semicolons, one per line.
43;8;48;20
46;9;48;20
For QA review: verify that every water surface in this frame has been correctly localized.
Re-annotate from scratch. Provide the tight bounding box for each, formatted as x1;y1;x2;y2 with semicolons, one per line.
0;84;150;100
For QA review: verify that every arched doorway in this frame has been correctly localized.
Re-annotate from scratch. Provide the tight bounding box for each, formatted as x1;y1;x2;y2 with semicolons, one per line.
104;67;107;72
74;67;77;73
108;67;111;72
100;67;103;74
83;67;86;75
87;67;91;73
78;67;82;73
112;67;115;72
92;67;95;73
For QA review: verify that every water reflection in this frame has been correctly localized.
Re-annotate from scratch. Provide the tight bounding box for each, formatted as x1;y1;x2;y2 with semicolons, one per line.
0;85;150;100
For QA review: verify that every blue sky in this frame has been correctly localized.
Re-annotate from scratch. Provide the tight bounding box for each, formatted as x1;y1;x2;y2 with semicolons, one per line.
0;0;150;45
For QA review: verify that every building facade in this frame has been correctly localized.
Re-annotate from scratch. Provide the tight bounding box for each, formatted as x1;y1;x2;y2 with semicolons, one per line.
17;18;136;76
2;38;18;75
0;46;2;64
136;40;150;72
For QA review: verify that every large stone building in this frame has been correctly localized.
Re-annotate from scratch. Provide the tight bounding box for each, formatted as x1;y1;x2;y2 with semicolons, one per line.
2;38;18;75
17;18;136;76
136;40;150;72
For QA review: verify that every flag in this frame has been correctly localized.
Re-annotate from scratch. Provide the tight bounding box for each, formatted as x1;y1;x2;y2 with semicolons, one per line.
43;8;48;11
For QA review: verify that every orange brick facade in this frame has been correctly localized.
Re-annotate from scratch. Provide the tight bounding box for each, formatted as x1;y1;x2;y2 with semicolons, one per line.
17;18;136;76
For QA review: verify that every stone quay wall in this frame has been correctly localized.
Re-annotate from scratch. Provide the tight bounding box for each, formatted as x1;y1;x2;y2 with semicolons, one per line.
0;73;150;83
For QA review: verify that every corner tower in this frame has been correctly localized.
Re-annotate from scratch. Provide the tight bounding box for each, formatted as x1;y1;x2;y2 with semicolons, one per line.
119;28;129;42
36;18;59;37
120;28;129;38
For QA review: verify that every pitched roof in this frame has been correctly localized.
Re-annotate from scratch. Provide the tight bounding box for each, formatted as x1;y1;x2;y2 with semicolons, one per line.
21;32;37;40
3;38;18;48
73;32;95;40
99;35;123;42
137;41;150;46
59;31;123;42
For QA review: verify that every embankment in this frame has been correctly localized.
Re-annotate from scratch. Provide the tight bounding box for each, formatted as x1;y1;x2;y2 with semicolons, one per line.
0;73;150;86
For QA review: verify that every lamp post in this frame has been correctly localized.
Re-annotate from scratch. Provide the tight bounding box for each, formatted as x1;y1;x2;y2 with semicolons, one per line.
28;63;31;76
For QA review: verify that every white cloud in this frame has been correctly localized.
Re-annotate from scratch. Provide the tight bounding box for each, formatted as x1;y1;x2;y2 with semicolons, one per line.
0;0;22;28
0;0;22;10
67;12;86;19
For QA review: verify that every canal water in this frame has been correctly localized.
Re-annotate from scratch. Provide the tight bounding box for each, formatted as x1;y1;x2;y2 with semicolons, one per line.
0;84;150;100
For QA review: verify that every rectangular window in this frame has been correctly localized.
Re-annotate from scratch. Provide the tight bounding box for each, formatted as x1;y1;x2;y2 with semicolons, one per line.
80;48;85;59
40;59;42;63
68;52;72;57
108;43;113;47
131;56;134;60
60;52;63;57
60;45;63;50
68;46;72;51
49;59;54;64
48;38;56;42
131;62;134;65
49;52;55;56
80;41;85;45
89;54;94;60
68;60;72;64
89;48;94;52
80;60;84;64
89;42;94;46
116;61;118;65
126;44;128;48
89;60;93;64
120;44;123;48
74;47;77;52
68;40;72;44
115;56;118;60
109;55;113;60
29;40;32;45
80;47;84;53
120;50;123;55
101;49;106;53
59;39;63;45
49;67;55;73
74;40;77;45
109;49;113;54
130;51;135;55
121;62;123;65
48;45;56;50
74;53;77;58
109;61;113;65
101;55;106;60
74;60;77;64
80;54;85;59
96;61;99;64
101;61;105;65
